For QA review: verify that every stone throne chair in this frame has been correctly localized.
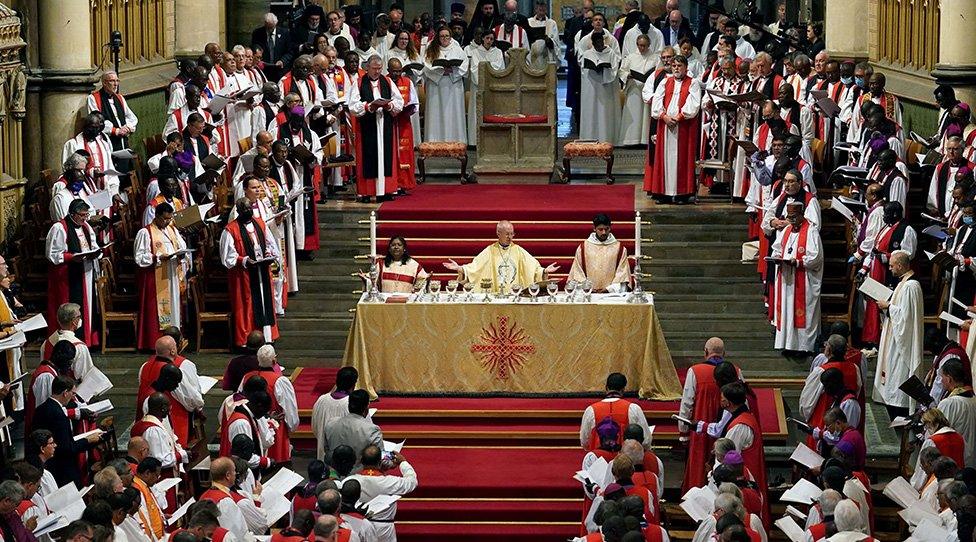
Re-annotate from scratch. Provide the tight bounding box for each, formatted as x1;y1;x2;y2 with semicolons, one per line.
474;48;557;176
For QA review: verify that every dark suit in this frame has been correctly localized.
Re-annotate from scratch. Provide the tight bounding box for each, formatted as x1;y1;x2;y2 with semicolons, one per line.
563;15;588;115
660;23;695;46
33;398;94;487
251;26;293;67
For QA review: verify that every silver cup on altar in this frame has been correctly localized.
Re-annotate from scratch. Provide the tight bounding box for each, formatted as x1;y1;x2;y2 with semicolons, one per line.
446;280;458;302
546;280;558;303
429;280;441;302
463;281;475;302
365;260;381;302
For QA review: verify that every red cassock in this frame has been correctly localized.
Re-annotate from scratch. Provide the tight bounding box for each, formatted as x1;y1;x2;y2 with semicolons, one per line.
645;76;699;196
724;410;769;527
806;359;864;450
240;369;290;462
584;398;633;451
931;428;966;468
224;218;280;347
682;361;724;493
46;220;101;346
24;363;58;433
354;75;399;197
136;355;193;446
393;75;417;191
219;409;263;458
135;224;184;351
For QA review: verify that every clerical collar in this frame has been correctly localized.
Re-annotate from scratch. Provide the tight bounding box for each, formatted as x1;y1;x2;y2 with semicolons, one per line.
605;391;623;399
705;355;724;365
499;243;510;250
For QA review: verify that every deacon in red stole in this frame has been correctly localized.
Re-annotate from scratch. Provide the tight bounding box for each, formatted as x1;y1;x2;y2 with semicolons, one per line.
220;198;281;347
134;202;190;351
713;381;769;527
388;58;419;192
365;236;428;293
349;55;404;201
770;200;823;353
44;200;104;346
647;55;701;200
856;201;916;344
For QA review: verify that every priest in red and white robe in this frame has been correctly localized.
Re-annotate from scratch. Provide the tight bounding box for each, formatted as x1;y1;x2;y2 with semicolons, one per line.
49;153;101;223
86;71;138;162
274;104;323;252
857;202;916;345
61;112;120;242
349;55;404;201
134;202;190;351
45;200;104;346
237;345;298;463
220;199;281;347
389;59;419;192
493;14;529;48
770;201;823;353
647;55;701;200
208;54;253;159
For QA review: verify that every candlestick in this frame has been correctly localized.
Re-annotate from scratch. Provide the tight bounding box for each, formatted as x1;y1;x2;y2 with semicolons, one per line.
369;211;377;257
634;211;641;259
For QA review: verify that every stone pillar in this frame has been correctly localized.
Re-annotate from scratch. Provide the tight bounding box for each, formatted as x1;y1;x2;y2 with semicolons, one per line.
824;0;868;60
32;0;97;174
175;0;221;58
932;0;976;105
221;0;264;52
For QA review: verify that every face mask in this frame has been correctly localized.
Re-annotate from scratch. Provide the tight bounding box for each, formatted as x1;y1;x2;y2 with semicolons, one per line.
855;77;866;88
965;216;975;226
841;76;853;85
76;319;83;331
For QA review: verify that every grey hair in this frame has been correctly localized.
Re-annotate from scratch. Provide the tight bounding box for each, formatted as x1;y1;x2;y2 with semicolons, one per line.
232;44;246;55
0;480;24;502
714;493;746;520
57;302;82;326
713;438;736;458
100;70;118;82
620;440;643;464
834;500;864;532
264;12;278;25
943;480;969;506
257;344;276;367
717;482;742;500
63;152;88;172
818;489;842;516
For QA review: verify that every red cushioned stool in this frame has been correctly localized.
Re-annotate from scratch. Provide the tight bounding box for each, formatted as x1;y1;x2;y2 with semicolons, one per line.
417;141;472;184
559;140;615;184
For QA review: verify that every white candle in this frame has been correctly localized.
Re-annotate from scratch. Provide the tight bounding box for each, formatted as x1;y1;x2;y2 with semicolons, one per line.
370;211;377;257
634;211;641;258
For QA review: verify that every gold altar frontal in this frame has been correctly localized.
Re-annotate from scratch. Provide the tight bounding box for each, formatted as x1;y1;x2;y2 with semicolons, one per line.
343;296;682;400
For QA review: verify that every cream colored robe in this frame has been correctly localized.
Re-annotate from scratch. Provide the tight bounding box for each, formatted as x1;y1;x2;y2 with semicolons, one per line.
568;233;631;292
460;242;544;293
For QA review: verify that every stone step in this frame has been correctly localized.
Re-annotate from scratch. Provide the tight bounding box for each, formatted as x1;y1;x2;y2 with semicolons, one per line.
656;314;770;333
644;224;748;242
644;207;750;226
273;329;351;350
317;206;377;224
662;331;775;353
645;259;757;278
653;298;767;314
277;315;354;332
644;242;745;260
647;278;761;296
296;261;363;275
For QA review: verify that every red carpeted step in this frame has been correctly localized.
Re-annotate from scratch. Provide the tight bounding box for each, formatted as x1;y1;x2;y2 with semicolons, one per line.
397;498;581;522
376;185;635;221
372;239;636;258
394;521;579;542
377;221;636;240
397;446;584;499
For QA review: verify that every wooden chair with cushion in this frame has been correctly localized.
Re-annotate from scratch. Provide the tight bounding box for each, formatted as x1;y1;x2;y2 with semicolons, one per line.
189;276;231;352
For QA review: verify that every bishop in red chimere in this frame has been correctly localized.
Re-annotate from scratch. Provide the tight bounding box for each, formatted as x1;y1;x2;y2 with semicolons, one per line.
646;54;702;202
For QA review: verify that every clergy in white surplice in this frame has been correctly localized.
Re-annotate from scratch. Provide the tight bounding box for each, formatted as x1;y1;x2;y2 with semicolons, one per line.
134;202;190;351
646;55;702;198
568;214;631;293
230;175;289;316
700;56;750;196
935;358;976;467
208;54;254;159
873;250;924;415
349;56;405;199
616;35;656;147
579;31;620;145
770;201;823;353
423;29;469;143
466;33;505;146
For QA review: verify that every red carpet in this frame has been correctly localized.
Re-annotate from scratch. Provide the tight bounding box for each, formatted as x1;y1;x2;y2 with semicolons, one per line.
377;184;635;221
375;185;637;283
291;366;786;541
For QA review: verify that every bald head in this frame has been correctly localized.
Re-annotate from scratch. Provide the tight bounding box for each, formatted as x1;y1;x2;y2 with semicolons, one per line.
314;515;338;538
705;337;725;357
127;436;149;461
255;130;274;149
155;336;177;359
496;220;514;245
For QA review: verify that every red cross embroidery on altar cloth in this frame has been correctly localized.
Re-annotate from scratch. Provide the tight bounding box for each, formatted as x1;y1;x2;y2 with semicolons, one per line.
470;316;536;380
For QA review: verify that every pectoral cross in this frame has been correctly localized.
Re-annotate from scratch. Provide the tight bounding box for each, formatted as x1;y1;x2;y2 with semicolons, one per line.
497;260;514;287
